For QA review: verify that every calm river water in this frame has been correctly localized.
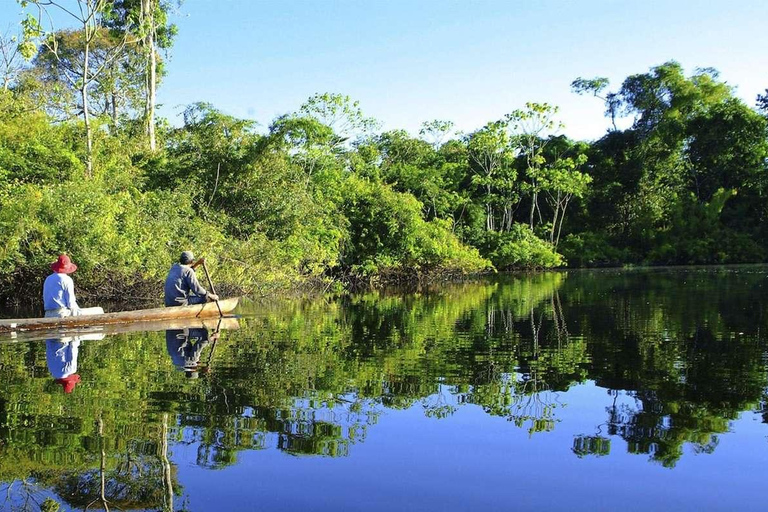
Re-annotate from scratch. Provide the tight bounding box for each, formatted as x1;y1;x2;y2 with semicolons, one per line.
0;267;767;511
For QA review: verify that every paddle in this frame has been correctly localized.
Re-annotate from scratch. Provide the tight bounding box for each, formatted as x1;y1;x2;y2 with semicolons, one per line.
203;317;223;371
200;259;223;317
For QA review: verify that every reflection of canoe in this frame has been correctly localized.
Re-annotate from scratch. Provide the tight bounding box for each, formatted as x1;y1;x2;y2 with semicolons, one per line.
0;298;240;333
2;316;240;343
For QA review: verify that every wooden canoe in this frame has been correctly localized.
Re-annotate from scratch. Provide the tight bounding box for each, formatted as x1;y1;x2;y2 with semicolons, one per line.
0;297;240;333
1;316;240;343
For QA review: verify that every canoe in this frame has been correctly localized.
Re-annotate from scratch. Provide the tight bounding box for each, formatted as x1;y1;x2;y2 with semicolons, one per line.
1;316;240;343
0;297;240;333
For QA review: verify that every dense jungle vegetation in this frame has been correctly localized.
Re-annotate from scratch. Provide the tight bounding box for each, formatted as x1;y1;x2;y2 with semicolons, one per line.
1;1;767;302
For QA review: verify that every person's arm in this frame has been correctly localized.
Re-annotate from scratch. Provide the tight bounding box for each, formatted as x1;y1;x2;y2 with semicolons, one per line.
64;275;80;315
189;259;219;301
184;268;209;298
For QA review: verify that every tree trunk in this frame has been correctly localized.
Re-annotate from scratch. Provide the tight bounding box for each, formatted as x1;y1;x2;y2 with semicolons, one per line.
111;89;118;127
554;196;571;248
550;202;559;244
144;0;157;151
485;183;493;231
82;38;93;177
161;413;174;511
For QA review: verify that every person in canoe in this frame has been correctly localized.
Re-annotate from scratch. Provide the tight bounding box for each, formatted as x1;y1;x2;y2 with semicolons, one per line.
164;251;219;307
43;254;81;318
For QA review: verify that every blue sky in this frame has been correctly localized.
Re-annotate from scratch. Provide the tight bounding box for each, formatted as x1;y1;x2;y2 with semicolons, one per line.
4;0;767;140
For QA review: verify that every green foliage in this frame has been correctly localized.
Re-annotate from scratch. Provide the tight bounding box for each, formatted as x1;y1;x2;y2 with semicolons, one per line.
1;55;768;296
646;189;766;265
40;498;61;512
339;176;489;275
0;182;224;288
481;224;565;270
0;98;84;185
559;232;629;267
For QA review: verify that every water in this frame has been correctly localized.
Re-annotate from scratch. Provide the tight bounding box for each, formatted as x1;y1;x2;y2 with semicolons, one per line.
0;267;766;511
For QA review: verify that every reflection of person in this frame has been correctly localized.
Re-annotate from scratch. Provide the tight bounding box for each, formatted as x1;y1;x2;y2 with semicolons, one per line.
46;337;80;393
166;328;217;378
43;254;81;318
164;251;219;307
45;333;104;394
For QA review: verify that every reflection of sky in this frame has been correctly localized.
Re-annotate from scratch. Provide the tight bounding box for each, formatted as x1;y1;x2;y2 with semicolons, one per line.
170;382;768;512
2;268;768;510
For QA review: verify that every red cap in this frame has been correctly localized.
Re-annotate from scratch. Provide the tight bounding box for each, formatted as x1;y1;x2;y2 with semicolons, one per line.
54;374;81;393
51;254;78;274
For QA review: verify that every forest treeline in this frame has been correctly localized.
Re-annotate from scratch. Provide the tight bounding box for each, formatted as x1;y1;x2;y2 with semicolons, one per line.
1;1;767;301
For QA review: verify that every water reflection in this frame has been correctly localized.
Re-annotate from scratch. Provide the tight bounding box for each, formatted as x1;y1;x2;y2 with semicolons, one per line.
46;337;80;393
165;328;215;379
0;269;766;509
45;333;104;394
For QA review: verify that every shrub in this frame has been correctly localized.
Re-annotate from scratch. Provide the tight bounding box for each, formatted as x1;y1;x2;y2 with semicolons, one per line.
480;224;564;270
339;176;489;275
560;232;631;267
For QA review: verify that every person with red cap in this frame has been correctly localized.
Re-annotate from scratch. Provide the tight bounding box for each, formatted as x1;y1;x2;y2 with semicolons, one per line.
43;254;81;318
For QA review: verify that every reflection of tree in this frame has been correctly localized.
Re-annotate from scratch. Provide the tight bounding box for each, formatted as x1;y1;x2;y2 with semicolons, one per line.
572;435;611;457
161;413;173;512
563;269;768;467
40;415;180;510
0;478;53;511
0;267;765;497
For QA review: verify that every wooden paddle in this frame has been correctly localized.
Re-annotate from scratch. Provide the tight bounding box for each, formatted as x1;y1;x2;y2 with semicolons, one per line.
200;259;223;317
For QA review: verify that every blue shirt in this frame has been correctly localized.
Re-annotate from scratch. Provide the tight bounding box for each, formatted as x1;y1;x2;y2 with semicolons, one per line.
46;339;79;379
43;273;79;312
164;263;208;306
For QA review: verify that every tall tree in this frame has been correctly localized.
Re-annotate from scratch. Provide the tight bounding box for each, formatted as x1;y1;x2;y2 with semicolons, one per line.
538;139;590;247
30;28;144;125
467;120;512;232
419;119;454;148
108;0;179;150
570;77;620;131
19;0;133;175
298;92;380;146
0;28;25;90
505;102;563;230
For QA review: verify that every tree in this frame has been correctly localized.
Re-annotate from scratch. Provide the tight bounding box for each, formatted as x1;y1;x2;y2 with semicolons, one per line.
539;143;590;248
617;62;730;137
570;76;620;131
19;0;135;175
467;120;512;232
757;89;768;116
108;0;180;150
298;92;380;146
375;129;463;221
686;98;768;201
419;119;454;148
505;102;563;230
31;28;144;125
0;28;25;90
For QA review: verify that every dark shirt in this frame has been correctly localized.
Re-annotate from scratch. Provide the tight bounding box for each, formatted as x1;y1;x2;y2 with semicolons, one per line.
164;263;208;306
165;328;209;369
